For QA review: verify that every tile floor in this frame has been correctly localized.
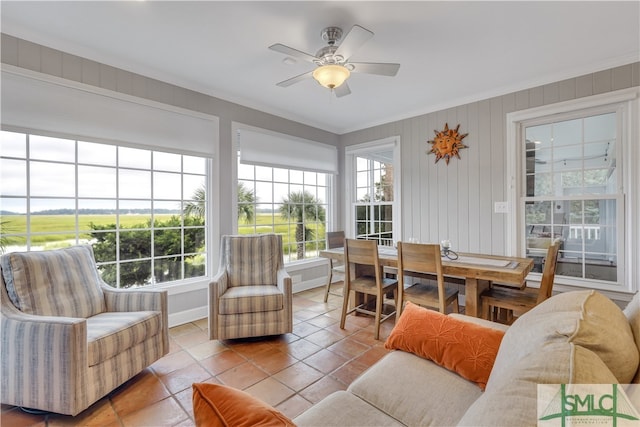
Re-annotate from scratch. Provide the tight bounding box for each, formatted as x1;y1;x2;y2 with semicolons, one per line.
1;284;403;427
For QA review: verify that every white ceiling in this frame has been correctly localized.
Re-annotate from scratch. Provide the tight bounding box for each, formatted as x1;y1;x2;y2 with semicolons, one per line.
1;1;638;134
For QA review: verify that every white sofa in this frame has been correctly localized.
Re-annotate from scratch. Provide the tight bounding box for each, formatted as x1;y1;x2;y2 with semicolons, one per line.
295;290;640;426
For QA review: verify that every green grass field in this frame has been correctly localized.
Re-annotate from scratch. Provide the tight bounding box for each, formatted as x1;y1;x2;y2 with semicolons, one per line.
0;214;176;245
1;213;327;251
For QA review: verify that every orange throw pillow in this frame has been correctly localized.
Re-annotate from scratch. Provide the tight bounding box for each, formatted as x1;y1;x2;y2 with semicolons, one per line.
192;383;295;427
384;302;505;390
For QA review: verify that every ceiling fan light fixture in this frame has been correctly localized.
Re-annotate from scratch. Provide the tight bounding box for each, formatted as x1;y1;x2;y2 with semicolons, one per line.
312;64;350;89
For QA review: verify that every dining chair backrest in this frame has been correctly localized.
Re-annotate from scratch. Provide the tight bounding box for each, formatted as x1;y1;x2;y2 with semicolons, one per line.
323;231;346;303
537;239;561;304
397;242;443;278
344;238;382;283
397;242;446;311
326;231;345;250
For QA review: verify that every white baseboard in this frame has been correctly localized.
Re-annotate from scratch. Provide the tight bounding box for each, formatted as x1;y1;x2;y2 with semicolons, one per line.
293;277;328;293
169;305;208;327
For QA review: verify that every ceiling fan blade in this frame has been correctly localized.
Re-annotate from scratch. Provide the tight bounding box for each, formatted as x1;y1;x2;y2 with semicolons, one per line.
334;82;351;98
334;25;373;60
269;43;318;64
276;70;314;87
349;62;400;76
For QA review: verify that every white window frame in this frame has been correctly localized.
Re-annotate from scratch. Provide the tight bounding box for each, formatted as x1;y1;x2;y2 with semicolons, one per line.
0;129;215;291
1;66;221;295
232;123;338;266
506;88;639;295
345;136;402;244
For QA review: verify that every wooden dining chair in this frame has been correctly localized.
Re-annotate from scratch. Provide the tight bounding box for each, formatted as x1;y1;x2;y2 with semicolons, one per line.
481;239;561;324
324;231;345;302
340;239;398;340
396;242;460;319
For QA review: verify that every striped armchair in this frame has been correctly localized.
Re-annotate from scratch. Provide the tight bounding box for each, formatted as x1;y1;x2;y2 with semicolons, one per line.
209;234;293;340
0;245;169;416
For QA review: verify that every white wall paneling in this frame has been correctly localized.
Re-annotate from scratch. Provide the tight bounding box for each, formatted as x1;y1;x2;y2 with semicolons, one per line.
340;63;639;301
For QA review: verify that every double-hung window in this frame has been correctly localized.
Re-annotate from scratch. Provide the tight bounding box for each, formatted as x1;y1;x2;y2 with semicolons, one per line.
507;88;639;293
346;137;400;246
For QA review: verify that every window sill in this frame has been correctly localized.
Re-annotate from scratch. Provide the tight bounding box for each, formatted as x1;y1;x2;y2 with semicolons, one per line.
152;278;210;296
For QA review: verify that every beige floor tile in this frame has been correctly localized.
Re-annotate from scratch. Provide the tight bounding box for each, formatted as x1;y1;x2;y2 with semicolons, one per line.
199;349;247;375
120;397;188;427
110;369;171;417
276;394;314;420
298;376;346;404
185;339;227;360
273;361;324;391
158;362;212;394
303;349;348;374
244;377;296;407
216;361;269;390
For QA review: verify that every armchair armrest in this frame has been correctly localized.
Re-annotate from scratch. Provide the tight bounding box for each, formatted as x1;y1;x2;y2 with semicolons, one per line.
100;283;169;355
276;268;293;334
1;307;88;412
208;270;229;340
277;268;292;296
209;270;229;297
101;283;167;313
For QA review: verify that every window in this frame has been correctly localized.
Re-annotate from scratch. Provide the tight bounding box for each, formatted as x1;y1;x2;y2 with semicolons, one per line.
234;125;337;263
237;159;329;263
523;112;620;282
346;138;400;246
0;130;210;288
507;88;639;293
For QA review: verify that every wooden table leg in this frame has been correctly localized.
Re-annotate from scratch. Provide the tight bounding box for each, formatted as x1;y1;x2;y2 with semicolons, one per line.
464;278;491;317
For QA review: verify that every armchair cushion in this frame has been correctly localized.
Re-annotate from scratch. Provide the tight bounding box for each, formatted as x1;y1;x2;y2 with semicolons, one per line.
0;245;105;318
86;311;162;366
219;285;284;315
226;235;280;287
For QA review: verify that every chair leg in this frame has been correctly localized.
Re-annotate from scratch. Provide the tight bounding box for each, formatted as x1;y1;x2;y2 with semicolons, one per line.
481;300;491;321
453;297;460;314
506;309;514;324
324;267;333;303
339;282;350;330
374;292;383;340
395;291;403;322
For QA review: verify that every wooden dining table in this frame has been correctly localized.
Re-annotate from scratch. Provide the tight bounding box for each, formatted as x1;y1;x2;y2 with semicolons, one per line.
319;246;534;318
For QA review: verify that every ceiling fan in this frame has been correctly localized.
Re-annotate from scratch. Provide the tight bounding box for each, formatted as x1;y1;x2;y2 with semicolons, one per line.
269;25;400;97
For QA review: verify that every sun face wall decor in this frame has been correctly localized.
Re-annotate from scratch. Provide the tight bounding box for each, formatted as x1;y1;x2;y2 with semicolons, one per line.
427;123;468;165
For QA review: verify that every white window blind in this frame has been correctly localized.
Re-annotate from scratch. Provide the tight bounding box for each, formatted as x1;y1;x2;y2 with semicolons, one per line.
1;68;218;156
238;128;338;174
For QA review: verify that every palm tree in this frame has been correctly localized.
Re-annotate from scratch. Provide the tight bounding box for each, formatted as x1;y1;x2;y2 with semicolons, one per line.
237;182;256;224
183;183;256;224
279;191;326;260
0;220;15;254
184;186;206;219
